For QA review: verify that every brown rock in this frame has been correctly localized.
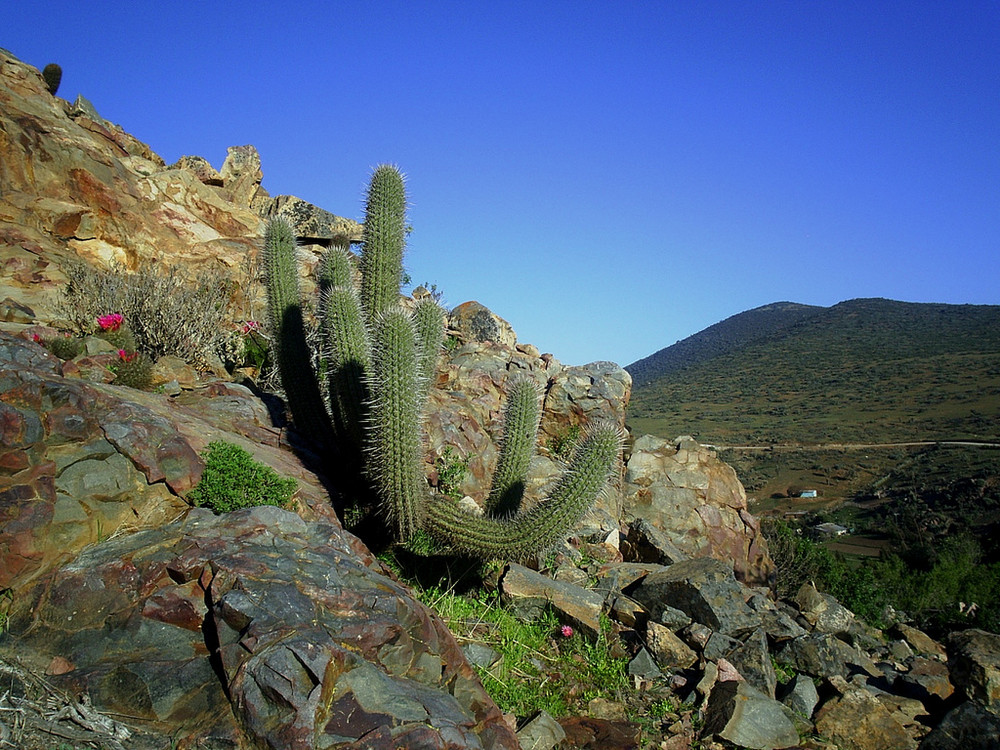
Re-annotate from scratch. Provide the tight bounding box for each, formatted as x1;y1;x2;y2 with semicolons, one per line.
815;682;919;750
623;434;773;585
947;628;1000;709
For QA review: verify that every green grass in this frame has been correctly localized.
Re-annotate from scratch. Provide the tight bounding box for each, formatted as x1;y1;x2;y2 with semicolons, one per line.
416;584;629;718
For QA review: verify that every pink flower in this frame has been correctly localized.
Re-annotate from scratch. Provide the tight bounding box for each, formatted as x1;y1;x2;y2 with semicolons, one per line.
118;349;137;363
560;625;574;638
241;320;260;334
32;333;42;342
97;313;124;331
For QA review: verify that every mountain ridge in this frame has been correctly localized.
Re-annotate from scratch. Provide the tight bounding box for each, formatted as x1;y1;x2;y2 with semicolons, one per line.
627;297;1000;445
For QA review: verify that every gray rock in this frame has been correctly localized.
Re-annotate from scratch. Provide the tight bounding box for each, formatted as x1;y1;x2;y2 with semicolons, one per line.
778;632;881;680
703;631;741;661
727;628;778;698
628;648;663;679
500;563;604;638
746;589;808;641
463;642;501;669
918;700;1000;750
702;680;800;749
780;673;819;719
623;517;690;565
517;709;566;750
630;557;758;636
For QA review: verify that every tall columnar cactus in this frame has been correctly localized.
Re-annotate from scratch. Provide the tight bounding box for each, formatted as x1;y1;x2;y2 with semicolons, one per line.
264;164;622;559
263;216;334;450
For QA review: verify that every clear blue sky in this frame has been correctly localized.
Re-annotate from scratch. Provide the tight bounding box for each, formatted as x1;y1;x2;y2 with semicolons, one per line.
6;2;999;367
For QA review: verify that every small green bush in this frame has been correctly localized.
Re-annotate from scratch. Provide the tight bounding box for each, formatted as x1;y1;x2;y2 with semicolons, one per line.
188;441;297;513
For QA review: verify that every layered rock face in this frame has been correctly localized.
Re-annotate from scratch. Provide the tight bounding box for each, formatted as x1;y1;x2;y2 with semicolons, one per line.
0;330;518;749
0;49;361;327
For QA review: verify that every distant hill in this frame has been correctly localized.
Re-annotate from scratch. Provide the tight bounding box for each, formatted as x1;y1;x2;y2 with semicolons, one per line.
627;301;823;388
627;298;1000;445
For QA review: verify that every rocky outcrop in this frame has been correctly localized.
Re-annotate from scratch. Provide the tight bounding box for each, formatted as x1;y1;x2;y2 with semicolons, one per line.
0;50;358;329
622;434;774;585
497;551;1000;750
9;506;517;749
0;329;518;748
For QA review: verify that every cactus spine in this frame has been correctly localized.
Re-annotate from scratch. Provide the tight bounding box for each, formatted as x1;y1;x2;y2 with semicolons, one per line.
264;164;621;559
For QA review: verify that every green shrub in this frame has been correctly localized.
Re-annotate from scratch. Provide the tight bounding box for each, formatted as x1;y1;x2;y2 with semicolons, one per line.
188;441;297;513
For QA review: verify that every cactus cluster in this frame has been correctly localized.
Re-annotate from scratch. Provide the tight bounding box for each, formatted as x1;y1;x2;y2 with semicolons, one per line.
42;63;61;95
264;164;622;560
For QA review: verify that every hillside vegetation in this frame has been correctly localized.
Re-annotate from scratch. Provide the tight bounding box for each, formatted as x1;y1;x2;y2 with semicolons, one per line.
627;298;1000;635
627;298;1000;446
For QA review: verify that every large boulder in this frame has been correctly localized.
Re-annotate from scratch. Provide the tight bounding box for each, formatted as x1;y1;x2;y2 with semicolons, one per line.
622;434;773;585
947;629;1000;710
6;506;518;749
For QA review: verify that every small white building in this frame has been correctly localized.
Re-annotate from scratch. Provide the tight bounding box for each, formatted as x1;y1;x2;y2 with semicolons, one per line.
814;522;848;537
799;489;818;498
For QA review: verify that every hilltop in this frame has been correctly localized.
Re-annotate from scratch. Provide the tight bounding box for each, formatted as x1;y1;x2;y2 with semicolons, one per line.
627;297;1000;446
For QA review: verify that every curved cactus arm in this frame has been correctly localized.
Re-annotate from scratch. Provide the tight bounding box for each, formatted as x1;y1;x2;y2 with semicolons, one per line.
322;284;371;451
413;297;446;397
263;217;333;449
360;164;407;319
366;307;426;542
485;376;544;517
424;422;624;560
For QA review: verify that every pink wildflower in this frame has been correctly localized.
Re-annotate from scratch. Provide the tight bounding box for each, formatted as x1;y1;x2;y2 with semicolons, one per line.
118;349;137;363
560;625;574;638
97;313;124;331
241;320;260;334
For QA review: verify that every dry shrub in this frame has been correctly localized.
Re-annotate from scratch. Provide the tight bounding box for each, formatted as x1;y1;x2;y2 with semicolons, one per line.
60;260;235;368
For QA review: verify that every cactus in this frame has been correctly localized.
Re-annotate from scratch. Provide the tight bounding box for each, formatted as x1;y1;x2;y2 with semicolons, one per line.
263;216;334;450
484;375;543;517
111;351;154;390
42;63;61;95
263;164;622;559
425;421;624;559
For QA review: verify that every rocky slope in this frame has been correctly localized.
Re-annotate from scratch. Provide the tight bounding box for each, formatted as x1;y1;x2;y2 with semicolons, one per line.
3;49;996;750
